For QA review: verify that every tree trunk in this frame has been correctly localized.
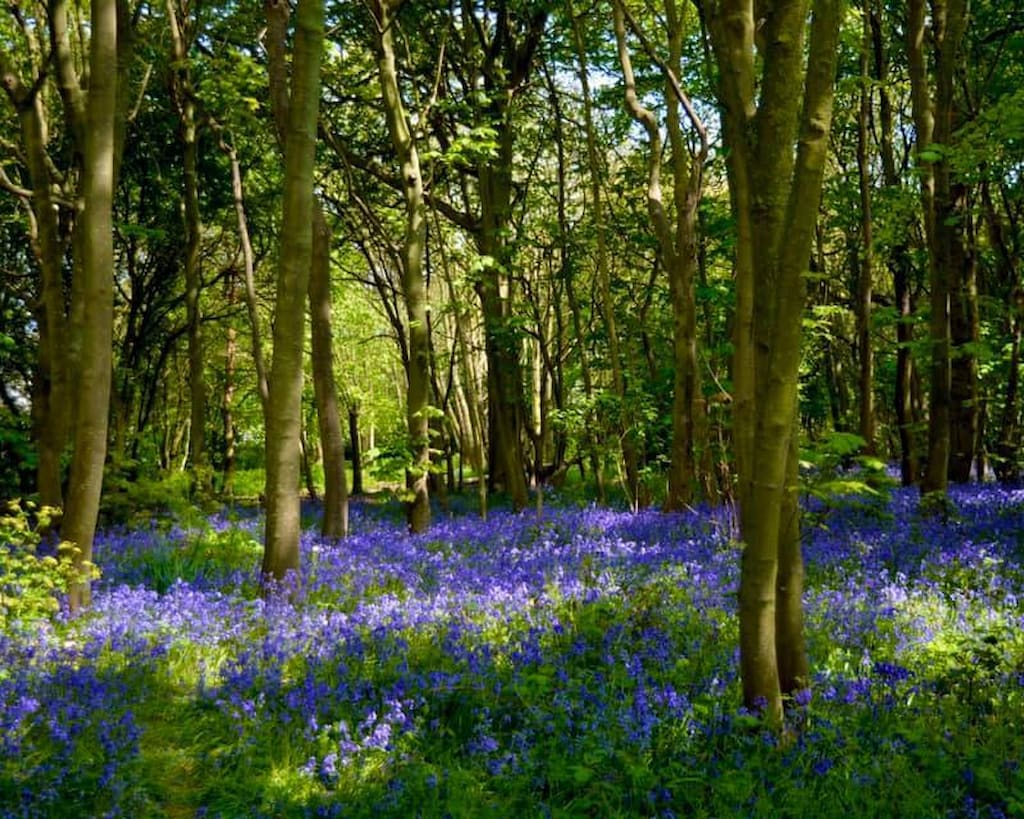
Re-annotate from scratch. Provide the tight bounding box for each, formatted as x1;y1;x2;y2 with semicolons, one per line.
440;244;488;518
544;58;603;503
222;272;237;496
0;54;71;510
947;181;978;482
373;0;431;532
911;0;969;496
775;425;807;694
580;2;643;508
168;0;207;489
613;0;706;511
872;0;919;484
309;207;349;537
476;140;529;510
856;7;875;454
709;0;841;723
63;0;118;612
982;182;1022;482
261;0;323;582
223;139;270;412
265;0;347;539
348;405;364;495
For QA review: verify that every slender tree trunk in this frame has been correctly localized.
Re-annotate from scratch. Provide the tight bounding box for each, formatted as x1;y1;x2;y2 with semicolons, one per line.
223;272;238;496
309;208;349;537
299;421;318;502
261;0;323;581
440;245;488;517
265;0;347;538
373;0;431;532
947;181;978;481
348;405;364;495
613;0;707;510
579;2;643;507
856;8;875;454
476;139;529;509
64;0;118;612
872;0;919;484
223;140;269;411
544;59;603;502
911;0;969;496
167;0;206;488
982;182;1022;482
0;57;71;509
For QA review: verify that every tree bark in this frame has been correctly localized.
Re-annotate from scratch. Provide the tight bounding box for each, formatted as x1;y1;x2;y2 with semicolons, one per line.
544;58;604;502
708;0;841;724
911;0;969;495
582;2;643;507
373;0;432;532
613;0;707;510
982;181;1022;482
265;0;347;538
856;6;875;454
871;0;919;484
261;0;323;581
63;0;118;611
310;207;349;537
0;51;71;510
222;272;238;496
947;181;978;482
167;0;207;487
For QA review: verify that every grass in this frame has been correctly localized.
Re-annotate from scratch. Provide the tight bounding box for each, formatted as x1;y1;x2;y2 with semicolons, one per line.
3;485;1024;817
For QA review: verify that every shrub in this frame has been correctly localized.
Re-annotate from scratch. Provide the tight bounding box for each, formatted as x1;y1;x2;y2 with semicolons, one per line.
0;501;98;627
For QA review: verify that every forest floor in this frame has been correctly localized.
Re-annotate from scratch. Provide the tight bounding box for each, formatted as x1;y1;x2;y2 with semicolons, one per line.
3;484;1024;817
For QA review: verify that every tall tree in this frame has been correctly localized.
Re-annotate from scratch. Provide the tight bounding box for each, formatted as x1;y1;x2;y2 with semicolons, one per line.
261;0;324;580
856;1;875;454
870;0;920;485
909;0;970;494
166;0;207;487
0;39;71;511
371;0;432;532
707;0;842;722
453;0;546;511
265;0;347;540
613;0;708;510
60;0;119;610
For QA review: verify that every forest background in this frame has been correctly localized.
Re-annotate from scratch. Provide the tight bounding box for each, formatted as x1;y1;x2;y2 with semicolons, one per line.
2;0;1024;742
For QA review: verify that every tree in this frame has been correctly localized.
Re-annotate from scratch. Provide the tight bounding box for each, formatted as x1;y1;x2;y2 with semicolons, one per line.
166;0;208;489
59;0;120;610
613;0;708;510
0;39;71;511
909;0;971;494
855;2;876;454
265;0;347;540
370;0;432;532
707;0;842;723
261;0;324;581
443;0;546;511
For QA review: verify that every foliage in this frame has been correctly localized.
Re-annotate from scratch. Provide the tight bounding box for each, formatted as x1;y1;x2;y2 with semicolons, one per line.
800;432;896;525
101;469;210;528
0;408;35;498
0;502;99;627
